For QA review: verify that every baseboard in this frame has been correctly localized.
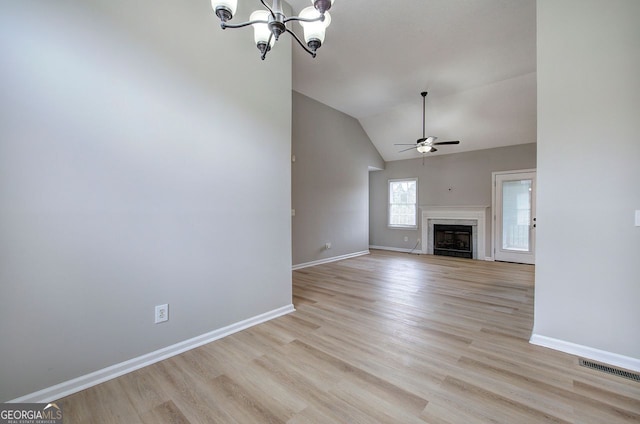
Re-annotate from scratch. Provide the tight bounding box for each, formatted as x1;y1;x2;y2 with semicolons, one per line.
369;245;421;254
530;334;640;372
10;304;295;403
484;256;494;261
292;250;370;270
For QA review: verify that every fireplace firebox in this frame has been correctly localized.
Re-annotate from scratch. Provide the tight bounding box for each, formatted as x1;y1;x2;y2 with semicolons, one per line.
434;224;473;259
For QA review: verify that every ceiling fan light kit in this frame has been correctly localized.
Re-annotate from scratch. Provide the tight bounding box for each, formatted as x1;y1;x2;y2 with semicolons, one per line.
395;91;461;155
211;0;335;60
416;144;432;153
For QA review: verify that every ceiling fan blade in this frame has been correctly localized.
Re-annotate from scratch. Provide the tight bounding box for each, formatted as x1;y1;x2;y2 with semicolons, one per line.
430;147;438;152
417;136;437;144
432;140;460;145
398;146;418;153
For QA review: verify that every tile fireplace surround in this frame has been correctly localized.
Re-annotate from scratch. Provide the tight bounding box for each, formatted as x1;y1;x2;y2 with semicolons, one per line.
421;206;489;260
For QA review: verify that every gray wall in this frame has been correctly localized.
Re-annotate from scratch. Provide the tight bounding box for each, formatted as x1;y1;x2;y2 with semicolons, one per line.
534;0;640;359
292;92;384;266
369;144;536;254
0;1;292;401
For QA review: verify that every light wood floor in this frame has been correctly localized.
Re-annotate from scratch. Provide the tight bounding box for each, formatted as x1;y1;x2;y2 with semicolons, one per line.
58;250;640;423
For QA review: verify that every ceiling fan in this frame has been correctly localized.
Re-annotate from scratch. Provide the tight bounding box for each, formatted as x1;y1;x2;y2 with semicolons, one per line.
395;91;460;154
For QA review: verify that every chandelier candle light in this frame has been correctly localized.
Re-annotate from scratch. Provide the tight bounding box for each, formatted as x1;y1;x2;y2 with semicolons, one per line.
211;0;334;60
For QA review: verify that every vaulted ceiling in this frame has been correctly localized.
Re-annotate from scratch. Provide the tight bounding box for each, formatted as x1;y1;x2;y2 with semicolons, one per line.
287;0;537;161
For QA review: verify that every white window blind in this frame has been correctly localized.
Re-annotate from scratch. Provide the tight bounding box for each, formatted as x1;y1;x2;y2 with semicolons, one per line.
388;179;417;228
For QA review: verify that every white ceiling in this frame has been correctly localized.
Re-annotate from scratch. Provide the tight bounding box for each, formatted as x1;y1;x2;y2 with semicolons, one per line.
286;0;537;161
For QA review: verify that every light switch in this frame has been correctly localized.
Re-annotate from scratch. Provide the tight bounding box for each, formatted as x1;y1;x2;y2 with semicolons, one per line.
635;210;640;227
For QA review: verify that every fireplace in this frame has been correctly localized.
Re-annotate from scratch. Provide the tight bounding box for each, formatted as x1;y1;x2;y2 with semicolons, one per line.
422;206;488;260
433;224;473;259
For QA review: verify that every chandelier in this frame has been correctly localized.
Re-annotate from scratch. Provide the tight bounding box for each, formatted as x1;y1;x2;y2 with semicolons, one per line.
211;0;334;60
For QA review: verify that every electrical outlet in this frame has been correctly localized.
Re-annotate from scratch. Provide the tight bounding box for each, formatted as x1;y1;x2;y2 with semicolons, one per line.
155;304;169;324
325;242;331;249
404;236;409;242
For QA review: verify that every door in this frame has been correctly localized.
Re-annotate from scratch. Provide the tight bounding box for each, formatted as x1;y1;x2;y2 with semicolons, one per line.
493;170;536;264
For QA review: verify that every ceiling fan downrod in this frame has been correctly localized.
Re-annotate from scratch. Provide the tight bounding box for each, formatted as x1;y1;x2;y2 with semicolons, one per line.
421;91;428;142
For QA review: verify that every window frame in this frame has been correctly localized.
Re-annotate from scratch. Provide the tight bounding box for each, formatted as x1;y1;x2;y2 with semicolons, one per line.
387;178;418;229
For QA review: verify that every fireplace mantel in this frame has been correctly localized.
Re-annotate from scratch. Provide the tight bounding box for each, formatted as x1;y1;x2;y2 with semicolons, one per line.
421;206;489;259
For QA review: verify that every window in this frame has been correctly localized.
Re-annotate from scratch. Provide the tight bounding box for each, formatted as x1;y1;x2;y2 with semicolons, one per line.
388;179;417;228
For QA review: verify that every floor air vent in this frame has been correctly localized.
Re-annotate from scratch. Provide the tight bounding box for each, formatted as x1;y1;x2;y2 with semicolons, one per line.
579;359;640;382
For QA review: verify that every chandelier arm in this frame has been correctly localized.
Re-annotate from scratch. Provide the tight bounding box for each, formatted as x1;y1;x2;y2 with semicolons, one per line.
283;15;323;24
261;33;274;60
221;19;268;29
285;28;317;58
259;0;276;18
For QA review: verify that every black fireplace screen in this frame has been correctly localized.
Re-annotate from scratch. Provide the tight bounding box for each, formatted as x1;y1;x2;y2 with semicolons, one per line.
434;224;472;259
